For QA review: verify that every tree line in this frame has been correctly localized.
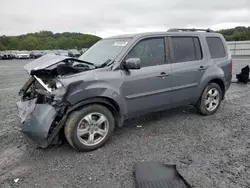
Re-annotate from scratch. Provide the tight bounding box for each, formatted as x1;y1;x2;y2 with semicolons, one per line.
0;31;101;51
1;27;250;51
217;26;250;41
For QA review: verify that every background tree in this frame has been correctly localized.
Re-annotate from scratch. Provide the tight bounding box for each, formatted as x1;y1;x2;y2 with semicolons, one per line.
1;27;250;51
0;31;101;51
218;26;250;41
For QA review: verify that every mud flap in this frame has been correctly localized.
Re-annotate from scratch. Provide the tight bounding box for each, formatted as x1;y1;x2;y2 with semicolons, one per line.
134;162;192;188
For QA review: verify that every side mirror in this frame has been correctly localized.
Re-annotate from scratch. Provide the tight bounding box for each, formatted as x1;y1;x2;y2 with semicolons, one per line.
124;58;141;70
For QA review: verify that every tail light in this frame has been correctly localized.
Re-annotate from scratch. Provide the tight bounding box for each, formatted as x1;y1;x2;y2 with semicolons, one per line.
230;59;233;74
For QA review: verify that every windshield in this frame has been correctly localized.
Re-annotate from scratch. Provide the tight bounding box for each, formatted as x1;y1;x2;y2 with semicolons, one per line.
78;38;131;65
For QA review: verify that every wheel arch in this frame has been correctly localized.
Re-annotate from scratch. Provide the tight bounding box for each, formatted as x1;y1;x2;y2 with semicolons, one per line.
198;75;226;102
208;78;225;99
66;96;124;127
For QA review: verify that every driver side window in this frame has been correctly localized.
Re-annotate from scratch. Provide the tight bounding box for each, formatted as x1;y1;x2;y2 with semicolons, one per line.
125;38;165;67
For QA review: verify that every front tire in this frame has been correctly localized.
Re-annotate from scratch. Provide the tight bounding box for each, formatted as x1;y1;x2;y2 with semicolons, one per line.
197;83;222;115
64;104;115;151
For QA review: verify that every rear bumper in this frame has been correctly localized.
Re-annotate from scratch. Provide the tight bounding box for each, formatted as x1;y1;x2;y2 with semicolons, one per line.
226;74;232;91
16;98;58;147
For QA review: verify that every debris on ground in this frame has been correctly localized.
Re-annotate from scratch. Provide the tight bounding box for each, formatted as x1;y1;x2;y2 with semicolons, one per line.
14;178;20;183
236;65;250;83
134;161;192;188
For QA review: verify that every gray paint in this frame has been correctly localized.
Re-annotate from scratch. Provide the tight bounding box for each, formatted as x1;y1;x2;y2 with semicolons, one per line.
24;54;69;73
16;99;57;147
17;30;232;147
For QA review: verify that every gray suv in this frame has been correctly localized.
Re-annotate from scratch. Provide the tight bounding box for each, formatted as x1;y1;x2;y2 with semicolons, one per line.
17;28;232;151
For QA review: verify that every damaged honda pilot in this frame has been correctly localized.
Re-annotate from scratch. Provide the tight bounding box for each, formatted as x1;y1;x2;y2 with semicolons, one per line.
17;29;232;151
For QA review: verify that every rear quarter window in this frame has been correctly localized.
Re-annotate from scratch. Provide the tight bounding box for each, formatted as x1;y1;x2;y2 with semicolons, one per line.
206;37;226;59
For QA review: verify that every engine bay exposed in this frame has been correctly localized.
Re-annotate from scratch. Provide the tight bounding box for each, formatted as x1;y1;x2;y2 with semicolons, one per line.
19;77;53;103
20;59;93;103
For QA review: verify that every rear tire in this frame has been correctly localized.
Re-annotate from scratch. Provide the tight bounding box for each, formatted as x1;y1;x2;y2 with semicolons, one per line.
64;104;115;151
197;83;222;115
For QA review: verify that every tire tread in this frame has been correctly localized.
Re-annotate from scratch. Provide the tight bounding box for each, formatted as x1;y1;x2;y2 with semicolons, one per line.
197;82;222;115
64;104;115;151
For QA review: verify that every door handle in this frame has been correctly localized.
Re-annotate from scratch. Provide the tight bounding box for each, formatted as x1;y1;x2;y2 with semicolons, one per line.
198;66;207;71
157;72;169;77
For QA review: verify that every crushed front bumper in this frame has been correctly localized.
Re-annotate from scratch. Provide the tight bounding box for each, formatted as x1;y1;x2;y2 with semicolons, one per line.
16;98;58;147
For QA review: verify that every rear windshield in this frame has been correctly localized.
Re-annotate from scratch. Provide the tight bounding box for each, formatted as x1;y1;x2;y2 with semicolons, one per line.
206;37;226;59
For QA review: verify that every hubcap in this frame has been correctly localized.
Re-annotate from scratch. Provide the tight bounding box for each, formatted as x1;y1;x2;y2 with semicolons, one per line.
205;88;220;112
77;112;109;146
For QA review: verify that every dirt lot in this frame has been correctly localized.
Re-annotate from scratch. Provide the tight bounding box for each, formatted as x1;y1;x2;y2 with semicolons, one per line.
0;58;250;188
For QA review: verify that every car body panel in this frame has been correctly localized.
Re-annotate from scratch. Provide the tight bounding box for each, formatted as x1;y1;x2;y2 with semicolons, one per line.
24;54;71;73
16;98;57;147
61;68;127;116
120;64;172;118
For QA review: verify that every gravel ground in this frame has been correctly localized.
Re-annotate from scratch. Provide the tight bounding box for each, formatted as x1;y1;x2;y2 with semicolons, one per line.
0;58;250;188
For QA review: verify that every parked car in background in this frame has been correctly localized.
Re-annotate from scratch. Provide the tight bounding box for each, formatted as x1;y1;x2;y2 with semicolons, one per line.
68;49;81;58
16;51;30;59
58;50;68;56
80;48;88;54
44;50;55;55
0;51;13;60
52;50;59;55
10;50;18;59
30;51;44;59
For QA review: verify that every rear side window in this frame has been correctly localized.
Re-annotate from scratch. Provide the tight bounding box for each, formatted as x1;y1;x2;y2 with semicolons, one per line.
171;37;202;63
206;37;226;59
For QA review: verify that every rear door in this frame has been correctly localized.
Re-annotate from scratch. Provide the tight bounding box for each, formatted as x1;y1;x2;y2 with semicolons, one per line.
169;36;210;105
121;37;172;117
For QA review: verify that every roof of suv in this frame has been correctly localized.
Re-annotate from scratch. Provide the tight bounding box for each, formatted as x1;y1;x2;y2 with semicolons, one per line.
105;30;222;39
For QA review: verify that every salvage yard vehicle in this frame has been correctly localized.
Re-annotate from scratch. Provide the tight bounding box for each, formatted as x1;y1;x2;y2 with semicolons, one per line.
57;50;69;56
16;28;232;151
30;50;44;59
68;49;81;58
16;51;30;59
0;51;13;60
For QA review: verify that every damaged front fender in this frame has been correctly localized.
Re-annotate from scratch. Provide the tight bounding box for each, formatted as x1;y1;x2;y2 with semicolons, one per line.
16;98;58;148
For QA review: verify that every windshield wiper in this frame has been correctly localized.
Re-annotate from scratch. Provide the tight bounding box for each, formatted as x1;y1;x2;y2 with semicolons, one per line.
98;59;114;68
73;58;97;67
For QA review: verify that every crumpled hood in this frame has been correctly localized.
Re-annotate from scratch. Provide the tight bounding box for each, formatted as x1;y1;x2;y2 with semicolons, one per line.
24;54;88;74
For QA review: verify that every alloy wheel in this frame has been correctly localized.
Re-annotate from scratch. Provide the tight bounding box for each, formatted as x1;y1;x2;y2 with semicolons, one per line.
205;88;220;112
77;112;109;146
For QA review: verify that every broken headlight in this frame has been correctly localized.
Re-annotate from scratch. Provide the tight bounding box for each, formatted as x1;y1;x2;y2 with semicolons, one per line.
55;80;63;89
51;79;66;98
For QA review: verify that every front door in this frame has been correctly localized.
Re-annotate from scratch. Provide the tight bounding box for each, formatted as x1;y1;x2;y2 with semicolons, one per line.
120;37;172;117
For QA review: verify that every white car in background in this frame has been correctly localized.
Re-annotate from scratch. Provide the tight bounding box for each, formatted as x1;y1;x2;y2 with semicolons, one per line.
16;51;30;59
58;50;69;56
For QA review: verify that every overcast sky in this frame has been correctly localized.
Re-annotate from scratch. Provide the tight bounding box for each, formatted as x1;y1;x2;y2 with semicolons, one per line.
1;0;250;37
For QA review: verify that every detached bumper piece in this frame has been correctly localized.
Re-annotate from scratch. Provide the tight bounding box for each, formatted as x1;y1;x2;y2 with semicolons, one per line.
134;162;192;188
16;98;57;148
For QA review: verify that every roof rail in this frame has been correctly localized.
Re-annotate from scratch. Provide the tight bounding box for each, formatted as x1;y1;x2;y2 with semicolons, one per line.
167;28;214;32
